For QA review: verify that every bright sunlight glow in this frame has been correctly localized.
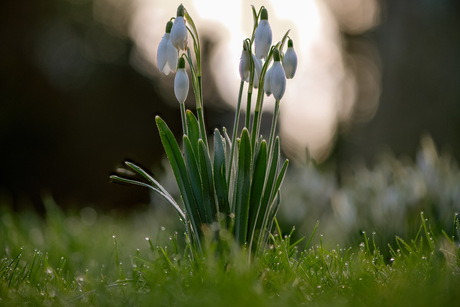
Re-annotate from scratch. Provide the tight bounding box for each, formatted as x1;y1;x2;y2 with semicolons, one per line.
122;0;380;162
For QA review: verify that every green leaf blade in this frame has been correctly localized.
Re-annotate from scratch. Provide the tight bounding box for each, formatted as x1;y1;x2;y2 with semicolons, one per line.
155;116;201;243
186;110;200;157
233;128;252;244
183;135;206;225
213;129;230;218
247;140;268;244
198;139;217;223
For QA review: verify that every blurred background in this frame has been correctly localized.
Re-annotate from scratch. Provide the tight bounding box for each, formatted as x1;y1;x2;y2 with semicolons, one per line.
1;0;460;244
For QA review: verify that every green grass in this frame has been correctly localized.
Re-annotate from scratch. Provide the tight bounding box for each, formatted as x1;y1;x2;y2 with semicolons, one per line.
1;198;459;306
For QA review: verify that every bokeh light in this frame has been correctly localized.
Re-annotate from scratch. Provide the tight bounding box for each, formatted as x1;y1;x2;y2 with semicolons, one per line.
125;0;381;162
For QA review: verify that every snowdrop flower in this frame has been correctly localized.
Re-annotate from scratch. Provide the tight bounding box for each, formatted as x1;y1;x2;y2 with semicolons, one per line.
282;39;297;79
170;5;188;51
265;49;286;100
157;21;178;75
254;8;272;59
239;42;250;81
174;57;189;103
239;41;263;88
263;65;273;96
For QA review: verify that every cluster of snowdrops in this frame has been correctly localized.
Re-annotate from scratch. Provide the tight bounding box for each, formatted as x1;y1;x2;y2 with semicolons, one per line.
112;4;298;258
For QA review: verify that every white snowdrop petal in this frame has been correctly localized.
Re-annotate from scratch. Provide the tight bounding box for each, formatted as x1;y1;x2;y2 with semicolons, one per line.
254;20;272;59
264;66;273;96
283;47;298;79
174;68;189;103
270;62;286;100
170;17;188;50
166;40;178;73
157;34;169;74
239;50;250;82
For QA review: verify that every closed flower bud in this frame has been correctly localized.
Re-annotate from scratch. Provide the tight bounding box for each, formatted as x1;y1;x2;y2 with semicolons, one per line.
170;5;188;50
269;49;286;100
174;57;189;103
254;8;272;59
282;39;297;79
157;21;178;75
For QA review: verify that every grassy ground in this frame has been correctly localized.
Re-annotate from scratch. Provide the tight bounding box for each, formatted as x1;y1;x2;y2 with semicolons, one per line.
1;197;459;306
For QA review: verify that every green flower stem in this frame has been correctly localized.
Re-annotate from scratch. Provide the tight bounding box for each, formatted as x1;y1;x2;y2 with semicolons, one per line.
180;102;188;135
250;91;265;150
227;80;245;185
245;90;252;129
197;75;208;148
245;74;254;129
267;99;280;154
186;48;207;148
245;41;255;129
185;10;207;148
251;47;274;150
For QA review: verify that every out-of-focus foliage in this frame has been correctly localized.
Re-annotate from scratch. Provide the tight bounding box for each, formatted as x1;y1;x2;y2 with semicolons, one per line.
279;136;460;247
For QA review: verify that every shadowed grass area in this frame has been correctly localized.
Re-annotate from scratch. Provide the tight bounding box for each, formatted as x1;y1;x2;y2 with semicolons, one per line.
1;201;459;306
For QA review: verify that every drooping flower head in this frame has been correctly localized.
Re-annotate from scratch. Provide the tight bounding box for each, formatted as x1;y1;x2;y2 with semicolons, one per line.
174;57;189;104
170;4;188;51
254;8;272;59
239;40;263;88
264;65;273;96
157;21;178;75
239;40;250;82
266;48;286;100
283;39;297;79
